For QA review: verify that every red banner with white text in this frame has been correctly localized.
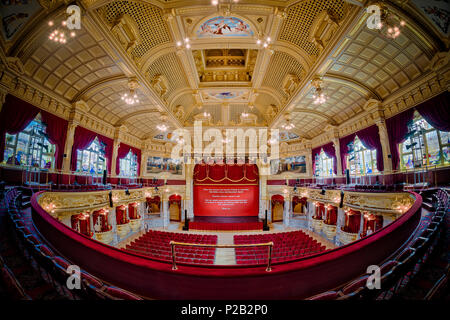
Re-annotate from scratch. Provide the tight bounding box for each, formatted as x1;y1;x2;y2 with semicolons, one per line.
194;185;259;216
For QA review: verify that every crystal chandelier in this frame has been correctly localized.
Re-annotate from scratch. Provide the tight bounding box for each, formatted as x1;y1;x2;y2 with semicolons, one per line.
282;121;295;130
257;36;272;48
373;3;406;39
311;77;327;105
176;37;191;50
121;78;140;105
121;92;139;105
48;20;76;43
157;124;168;132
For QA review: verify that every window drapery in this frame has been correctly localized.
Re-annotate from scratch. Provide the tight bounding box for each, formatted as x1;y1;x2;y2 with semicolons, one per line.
0;95;68;169
116;142;141;176
70;126;113;174
312;142;337;175
339;125;384;174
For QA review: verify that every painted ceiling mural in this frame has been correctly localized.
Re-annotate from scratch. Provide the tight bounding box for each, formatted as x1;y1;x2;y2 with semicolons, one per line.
197;16;254;38
207;91;245;100
0;0;42;41
412;0;450;36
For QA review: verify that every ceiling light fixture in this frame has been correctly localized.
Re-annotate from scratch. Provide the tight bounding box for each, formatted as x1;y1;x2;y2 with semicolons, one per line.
372;3;406;39
157;124;168;132
281;121;295;130
176;37;191;49
48;19;76;44
121;78;140;105
311;77;327;105
257;36;272;48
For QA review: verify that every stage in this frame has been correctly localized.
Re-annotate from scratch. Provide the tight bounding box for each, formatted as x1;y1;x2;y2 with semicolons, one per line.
191;216;261;223
189;216;263;231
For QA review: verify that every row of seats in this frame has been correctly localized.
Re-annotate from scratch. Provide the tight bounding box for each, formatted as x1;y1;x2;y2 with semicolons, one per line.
307;188;448;300
234;231;327;265
124;230;218;265
3;188;143;300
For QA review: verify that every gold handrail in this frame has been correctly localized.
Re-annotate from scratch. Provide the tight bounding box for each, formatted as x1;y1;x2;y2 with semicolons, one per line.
169;241;274;272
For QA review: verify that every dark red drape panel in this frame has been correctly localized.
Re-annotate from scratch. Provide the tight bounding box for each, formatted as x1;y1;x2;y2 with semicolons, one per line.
312;143;337;175
0;95;39;163
415;91;450;132
208;164;226;181
386;108;415;171
70;127;113;174
40;110;68;170
245;163;258;181
194;164;208;181
339;125;384;174
116;142;141;176
227;164;244;181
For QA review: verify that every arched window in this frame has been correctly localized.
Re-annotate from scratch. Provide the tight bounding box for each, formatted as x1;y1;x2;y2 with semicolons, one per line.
3;114;55;169
76;137;106;174
399;113;449;170
315;150;334;177
119;150;138;177
347;136;378;175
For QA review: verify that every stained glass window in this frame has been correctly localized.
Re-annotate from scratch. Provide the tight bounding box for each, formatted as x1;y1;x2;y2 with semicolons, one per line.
76;138;106;175
119;151;138;177
400;113;450;169
315;150;334;177
3;114;55;169
346;136;378;175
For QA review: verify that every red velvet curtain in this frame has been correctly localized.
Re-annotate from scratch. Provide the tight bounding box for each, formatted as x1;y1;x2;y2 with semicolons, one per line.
312;142;337;175
194;164;208;181
245;163;259;180
40;110;68;170
415;91;450;132
386;108;415;171
339;125;384;174
116;142;141;176
194;163;259;184
325;206;337;225
209;164;226;181
343;210;361;233
70;126;113;174
227;164;244;181
271;194;284;203
0;95;40;163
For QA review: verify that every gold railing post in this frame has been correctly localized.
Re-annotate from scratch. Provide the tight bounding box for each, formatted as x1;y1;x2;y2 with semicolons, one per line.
266;242;273;272
170;241;177;270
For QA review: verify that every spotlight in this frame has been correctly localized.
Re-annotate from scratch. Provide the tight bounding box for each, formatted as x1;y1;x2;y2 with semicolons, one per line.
125;189;130;196
320;188;326;195
339;190;344;208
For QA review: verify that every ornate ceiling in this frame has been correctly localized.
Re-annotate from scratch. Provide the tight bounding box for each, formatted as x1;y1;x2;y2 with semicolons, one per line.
0;0;447;148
